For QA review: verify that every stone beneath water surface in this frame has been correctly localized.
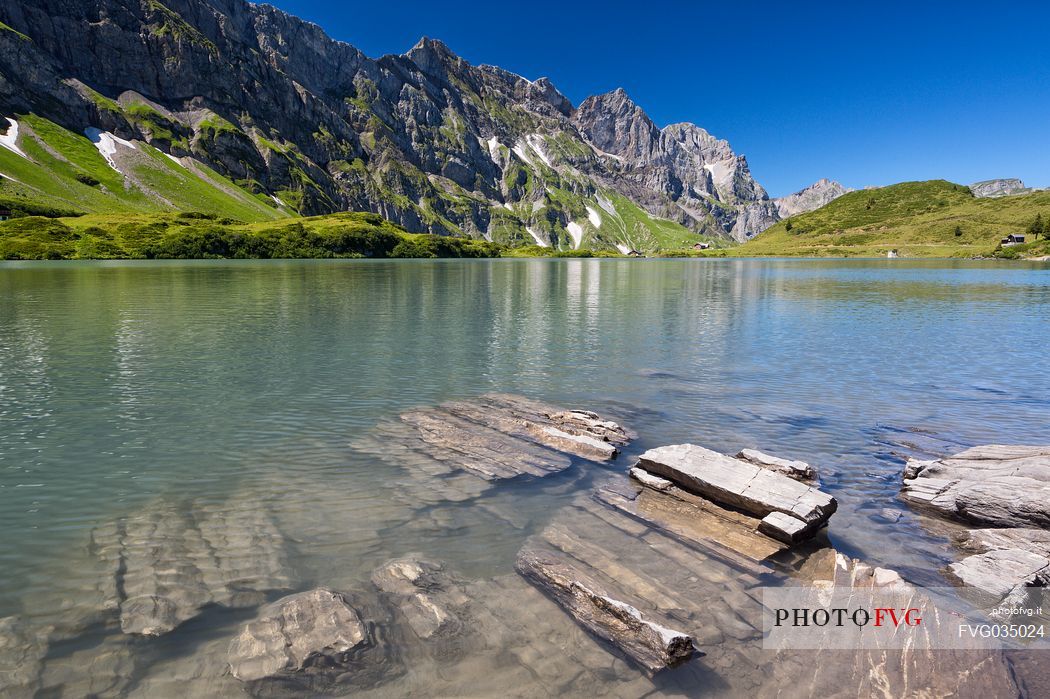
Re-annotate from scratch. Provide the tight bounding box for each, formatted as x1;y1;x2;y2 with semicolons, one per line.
515;547;696;677
371;556;471;641
351;393;634;504
0;617;48;699
603;479;786;563
227;588;375;687
90;497;295;637
902;444;1050;527
636;444;837;539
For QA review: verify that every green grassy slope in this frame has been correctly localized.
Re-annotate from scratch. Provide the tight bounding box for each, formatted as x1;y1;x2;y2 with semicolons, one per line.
738;180;1050;257
0;212;502;260
0;115;287;222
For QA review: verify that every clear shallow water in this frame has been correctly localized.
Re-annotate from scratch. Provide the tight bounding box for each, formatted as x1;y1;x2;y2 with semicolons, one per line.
2;258;1049;696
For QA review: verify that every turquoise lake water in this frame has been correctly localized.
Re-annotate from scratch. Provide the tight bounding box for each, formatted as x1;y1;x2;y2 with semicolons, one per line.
1;257;1048;696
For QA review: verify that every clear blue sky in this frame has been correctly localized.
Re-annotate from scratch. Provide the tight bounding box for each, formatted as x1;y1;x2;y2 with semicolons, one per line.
268;0;1049;197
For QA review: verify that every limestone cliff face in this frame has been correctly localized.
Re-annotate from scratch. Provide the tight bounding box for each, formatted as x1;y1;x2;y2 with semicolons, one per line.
969;179;1029;198
774;178;851;218
0;0;816;245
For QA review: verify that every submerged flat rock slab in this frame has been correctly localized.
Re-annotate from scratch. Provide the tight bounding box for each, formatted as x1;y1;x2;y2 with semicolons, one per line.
352;394;634;504
636;444;836;538
902;444;1050;527
91;497;295;637
510;491;773;687
609;476;784;564
516;546;696;676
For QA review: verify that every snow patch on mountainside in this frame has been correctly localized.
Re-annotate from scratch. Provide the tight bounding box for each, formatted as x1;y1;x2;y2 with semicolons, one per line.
483;136;503;165
566;221;583;249
615;243;630;254
586;206;602;228
702;159;735;195
0;118;27;159
525;134;553;167
511;140;534;166
526;226;548;247
84;127;137;175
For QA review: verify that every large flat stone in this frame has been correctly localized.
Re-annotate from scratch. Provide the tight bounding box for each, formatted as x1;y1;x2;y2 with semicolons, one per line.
948;549;1050;599
636;444;836;537
947;527;1050;603
598;480;784;565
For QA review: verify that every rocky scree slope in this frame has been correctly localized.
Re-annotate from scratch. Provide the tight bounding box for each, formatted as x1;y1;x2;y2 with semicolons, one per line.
0;0;838;249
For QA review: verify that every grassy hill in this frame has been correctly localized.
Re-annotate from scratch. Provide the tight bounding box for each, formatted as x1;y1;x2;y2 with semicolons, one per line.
738;180;1050;258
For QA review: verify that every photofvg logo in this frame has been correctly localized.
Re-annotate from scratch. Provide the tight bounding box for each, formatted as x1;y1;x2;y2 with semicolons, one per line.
761;586;1050;651
773;605;922;629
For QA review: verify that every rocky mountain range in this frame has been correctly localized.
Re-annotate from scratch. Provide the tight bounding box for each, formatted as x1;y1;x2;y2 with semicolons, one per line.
0;0;845;249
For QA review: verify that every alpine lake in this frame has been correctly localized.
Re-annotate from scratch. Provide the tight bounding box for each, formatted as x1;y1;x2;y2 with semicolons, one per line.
2;257;1049;697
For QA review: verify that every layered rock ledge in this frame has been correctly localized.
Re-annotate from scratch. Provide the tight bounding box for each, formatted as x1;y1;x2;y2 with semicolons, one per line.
901;444;1050;607
633;444;837;545
902;444;1050;528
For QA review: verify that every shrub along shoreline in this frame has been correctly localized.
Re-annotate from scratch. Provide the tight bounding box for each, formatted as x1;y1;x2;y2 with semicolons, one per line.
0;212;502;260
2;208;1049;261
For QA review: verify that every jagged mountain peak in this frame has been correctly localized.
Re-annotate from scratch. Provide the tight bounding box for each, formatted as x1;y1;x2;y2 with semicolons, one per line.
404;36;464;78
573;88;659;160
578;87;642;112
406;36;456;59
